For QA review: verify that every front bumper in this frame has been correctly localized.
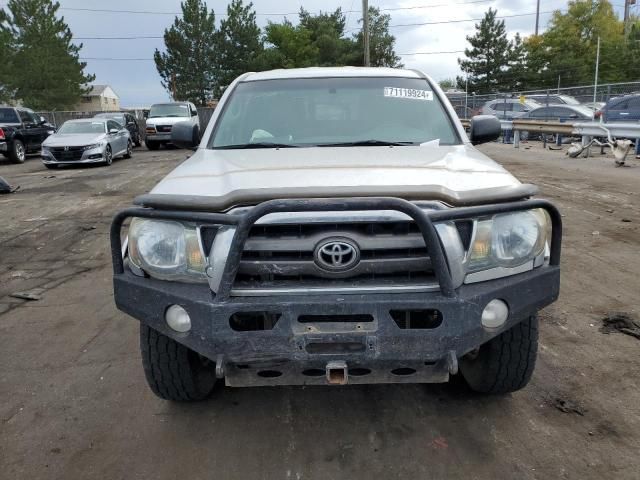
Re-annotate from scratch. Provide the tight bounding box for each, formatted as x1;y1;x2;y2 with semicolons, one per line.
145;133;171;142
42;147;105;165
111;197;562;386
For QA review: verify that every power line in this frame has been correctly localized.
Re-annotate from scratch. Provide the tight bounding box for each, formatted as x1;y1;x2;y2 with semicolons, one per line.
0;0;506;18
389;10;556;29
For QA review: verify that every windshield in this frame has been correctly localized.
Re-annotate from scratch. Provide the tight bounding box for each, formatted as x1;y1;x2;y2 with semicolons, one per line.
212;77;460;148
96;113;125;124
58;121;106;134
149;104;190;118
0;108;20;123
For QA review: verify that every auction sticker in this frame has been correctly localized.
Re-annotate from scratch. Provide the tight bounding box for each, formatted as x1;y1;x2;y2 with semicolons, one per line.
384;87;433;101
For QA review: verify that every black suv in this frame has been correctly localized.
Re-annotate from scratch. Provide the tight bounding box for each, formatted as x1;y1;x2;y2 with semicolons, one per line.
94;112;142;147
0;106;55;164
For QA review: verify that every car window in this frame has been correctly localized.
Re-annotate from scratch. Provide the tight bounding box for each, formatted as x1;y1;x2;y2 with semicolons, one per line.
57;121;106;134
17;110;34;124
528;108;548;118
0;108;20;123
212;77;461;147
493;102;512;112
28;111;41;124
149;104;191;118
627;97;640;109
107;120;121;131
512;103;527;112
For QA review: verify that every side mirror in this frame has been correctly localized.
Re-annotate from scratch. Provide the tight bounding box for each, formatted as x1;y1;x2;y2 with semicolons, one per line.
143;111;149;119
171;121;200;150
39;116;47;125
191;110;198;117
109;128;119;134
468;115;501;145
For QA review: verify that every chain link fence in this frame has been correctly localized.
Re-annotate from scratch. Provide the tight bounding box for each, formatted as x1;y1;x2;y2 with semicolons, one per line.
446;81;640;118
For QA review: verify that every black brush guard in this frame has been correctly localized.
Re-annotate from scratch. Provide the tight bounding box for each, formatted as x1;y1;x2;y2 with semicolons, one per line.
110;197;562;386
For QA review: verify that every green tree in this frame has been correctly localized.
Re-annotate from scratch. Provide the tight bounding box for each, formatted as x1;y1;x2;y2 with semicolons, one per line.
216;0;262;92
255;20;319;69
542;1;624;86
457;8;511;93
154;0;218;105
0;0;94;110
299;8;356;65
351;7;403;67
438;79;457;90
0;11;15;104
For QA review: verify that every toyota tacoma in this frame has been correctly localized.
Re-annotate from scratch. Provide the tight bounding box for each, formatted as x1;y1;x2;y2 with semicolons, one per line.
111;67;561;401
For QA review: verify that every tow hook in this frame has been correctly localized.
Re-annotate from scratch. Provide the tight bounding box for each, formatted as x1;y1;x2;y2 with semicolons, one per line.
326;361;348;385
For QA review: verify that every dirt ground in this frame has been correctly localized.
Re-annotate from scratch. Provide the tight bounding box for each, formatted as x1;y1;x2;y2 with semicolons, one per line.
1;142;639;480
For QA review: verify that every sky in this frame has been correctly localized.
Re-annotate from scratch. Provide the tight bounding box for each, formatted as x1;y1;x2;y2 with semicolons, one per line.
38;0;635;107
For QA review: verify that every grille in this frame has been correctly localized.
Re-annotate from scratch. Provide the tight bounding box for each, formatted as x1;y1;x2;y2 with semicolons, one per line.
49;146;84;161
156;125;172;133
234;220;437;291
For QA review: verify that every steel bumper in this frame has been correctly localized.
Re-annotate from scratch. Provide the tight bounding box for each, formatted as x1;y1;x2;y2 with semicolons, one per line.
111;196;562;386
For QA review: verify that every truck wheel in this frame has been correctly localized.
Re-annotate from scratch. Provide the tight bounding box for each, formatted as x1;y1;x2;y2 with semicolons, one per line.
146;140;160;150
140;325;217;401
460;315;538;394
9;139;26;164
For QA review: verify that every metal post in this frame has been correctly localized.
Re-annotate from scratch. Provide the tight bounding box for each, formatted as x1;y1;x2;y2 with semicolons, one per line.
362;0;370;67
557;75;561;93
464;77;468;118
535;0;540;35
593;36;600;106
624;0;631;34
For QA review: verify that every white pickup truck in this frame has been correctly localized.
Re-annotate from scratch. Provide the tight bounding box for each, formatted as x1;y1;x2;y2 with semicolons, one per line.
111;67;562;401
144;101;200;150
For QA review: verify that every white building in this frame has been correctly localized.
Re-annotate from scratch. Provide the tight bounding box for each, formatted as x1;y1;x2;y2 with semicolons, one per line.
75;85;120;112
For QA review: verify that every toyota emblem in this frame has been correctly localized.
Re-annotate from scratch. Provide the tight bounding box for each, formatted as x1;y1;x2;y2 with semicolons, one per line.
314;238;360;272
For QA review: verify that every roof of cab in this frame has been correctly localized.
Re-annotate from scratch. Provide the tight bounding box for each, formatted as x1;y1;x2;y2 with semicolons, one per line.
243;67;424;82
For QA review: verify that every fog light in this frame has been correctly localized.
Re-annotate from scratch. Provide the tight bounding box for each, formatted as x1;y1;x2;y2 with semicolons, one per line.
481;299;509;329
165;305;191;333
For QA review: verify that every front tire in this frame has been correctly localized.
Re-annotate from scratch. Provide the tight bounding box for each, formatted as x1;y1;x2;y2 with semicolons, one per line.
123;140;133;159
146;140;160;150
103;145;113;166
460;315;538;394
9;139;26;164
140;325;217;401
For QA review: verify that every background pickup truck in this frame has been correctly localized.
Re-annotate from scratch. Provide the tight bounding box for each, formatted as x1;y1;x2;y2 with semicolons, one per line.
0;106;56;164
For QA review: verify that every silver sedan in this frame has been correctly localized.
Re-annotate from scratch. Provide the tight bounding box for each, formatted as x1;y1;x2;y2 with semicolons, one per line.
41;118;132;169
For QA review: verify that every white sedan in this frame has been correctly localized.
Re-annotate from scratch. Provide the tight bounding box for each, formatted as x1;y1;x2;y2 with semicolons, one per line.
41;118;132;169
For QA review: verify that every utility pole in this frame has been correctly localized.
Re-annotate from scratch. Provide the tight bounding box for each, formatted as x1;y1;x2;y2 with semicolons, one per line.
593;36;600;106
623;0;632;34
362;0;370;67
534;0;540;35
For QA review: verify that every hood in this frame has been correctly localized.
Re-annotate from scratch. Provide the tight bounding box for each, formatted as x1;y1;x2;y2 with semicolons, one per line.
146;116;191;126
43;133;106;147
146;144;529;209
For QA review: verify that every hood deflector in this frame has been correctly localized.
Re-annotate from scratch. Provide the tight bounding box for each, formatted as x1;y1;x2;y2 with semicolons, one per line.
133;184;539;212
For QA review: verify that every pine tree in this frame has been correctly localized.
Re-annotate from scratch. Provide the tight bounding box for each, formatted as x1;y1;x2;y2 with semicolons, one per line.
0;0;94;110
216;0;262;92
458;8;511;94
154;0;218;105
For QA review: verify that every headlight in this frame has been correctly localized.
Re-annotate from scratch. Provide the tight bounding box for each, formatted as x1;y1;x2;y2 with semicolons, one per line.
128;218;206;282
83;143;103;150
467;209;548;273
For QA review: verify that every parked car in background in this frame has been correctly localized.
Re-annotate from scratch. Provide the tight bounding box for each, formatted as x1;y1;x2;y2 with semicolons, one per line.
527;94;581;106
595;94;640;122
0;106;56;164
481;98;541;120
41;118;132;169
94;112;142;147
522;104;594;121
519;105;594;142
582;101;605;111
144;102;200;150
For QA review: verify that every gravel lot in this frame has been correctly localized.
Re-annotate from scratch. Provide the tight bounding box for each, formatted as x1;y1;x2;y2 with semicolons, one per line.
1;143;639;479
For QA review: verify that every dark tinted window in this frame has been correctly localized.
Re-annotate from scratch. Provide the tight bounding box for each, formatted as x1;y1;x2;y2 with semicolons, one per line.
492;102;512;112
627;97;640;109
0;108;19;123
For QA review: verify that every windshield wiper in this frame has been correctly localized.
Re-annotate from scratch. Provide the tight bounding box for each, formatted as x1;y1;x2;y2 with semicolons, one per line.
216;142;301;149
318;140;416;147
